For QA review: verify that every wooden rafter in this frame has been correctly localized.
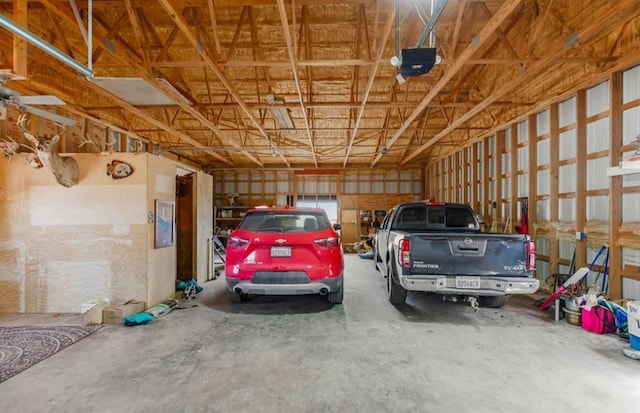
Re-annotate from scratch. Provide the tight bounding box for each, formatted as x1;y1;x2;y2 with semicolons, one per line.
375;0;526;167
276;0;316;166
342;1;395;167
401;0;640;166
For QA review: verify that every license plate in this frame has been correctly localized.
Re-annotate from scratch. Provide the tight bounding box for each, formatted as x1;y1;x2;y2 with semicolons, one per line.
455;276;480;289
270;246;291;257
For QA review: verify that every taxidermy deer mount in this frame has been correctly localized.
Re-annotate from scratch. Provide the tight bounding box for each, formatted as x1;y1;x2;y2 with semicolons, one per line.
19;114;79;187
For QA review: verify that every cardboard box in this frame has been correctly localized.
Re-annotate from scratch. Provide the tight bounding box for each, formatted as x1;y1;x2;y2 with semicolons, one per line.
83;300;108;325
102;300;145;324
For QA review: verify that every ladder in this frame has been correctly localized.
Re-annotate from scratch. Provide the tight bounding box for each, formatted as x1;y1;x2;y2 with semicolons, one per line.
213;235;226;263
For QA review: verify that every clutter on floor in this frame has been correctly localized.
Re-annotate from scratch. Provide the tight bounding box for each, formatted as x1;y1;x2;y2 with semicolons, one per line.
123;279;204;327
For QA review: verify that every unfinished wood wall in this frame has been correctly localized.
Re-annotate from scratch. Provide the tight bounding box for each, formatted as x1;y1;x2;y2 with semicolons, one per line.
0;152;179;313
427;64;640;300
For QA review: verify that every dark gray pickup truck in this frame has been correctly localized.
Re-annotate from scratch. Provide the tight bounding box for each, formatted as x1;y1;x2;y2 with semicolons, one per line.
374;201;539;308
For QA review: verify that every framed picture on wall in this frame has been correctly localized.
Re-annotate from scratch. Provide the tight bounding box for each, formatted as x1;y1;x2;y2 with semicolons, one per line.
155;200;175;249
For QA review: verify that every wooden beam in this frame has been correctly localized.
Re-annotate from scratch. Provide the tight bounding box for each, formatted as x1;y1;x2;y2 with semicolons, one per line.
527;114;537;241
378;0;525;166
12;0;27;77
495;131;504;227
401;0;640;166
157;0;285;167
343;1;395;167
510;124;518;233
276;0;315;166
608;71;622;299
575;89;587;268
549;103;559;273
123;0;148;63
206;0;222;58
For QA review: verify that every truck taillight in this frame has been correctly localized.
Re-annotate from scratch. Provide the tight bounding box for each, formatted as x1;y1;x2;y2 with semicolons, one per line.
526;237;536;270
399;238;411;268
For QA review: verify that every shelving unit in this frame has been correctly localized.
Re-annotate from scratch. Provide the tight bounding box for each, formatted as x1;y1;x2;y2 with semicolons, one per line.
359;209;386;239
214;205;252;239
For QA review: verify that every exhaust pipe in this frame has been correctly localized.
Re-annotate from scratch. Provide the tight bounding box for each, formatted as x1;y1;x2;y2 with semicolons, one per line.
234;287;243;295
319;288;328;296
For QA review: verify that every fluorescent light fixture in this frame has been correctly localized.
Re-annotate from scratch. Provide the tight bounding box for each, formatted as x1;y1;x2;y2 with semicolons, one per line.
266;94;294;133
90;77;192;106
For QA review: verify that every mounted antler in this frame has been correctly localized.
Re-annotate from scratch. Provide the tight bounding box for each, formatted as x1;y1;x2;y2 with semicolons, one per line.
19;114;80;187
78;133;118;156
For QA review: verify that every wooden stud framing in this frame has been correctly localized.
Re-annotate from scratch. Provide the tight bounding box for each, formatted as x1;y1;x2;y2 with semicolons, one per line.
549;103;560;274
575;89;587;269
510;124;518;232
608;72;623;298
495;130;504;229
528;114;538;239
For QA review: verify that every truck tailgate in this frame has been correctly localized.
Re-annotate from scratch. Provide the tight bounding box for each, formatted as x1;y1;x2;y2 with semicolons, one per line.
408;233;531;277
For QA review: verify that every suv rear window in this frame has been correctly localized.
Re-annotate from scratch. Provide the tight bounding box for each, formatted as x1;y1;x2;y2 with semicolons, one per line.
238;211;330;232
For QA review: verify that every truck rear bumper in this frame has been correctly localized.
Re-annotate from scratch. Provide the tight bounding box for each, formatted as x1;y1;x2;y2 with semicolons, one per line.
399;275;539;296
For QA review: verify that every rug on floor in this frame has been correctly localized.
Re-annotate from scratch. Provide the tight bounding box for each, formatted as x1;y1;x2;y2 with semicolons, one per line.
0;325;102;383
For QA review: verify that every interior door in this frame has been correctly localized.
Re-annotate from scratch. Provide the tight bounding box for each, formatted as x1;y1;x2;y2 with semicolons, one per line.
340;209;358;252
176;174;194;281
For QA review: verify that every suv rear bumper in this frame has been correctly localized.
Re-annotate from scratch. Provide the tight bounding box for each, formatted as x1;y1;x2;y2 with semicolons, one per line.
226;275;343;296
399;274;539;296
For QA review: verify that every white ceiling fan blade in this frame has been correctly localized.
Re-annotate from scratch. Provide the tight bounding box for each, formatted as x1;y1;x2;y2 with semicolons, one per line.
22;106;76;126
0;85;21;97
16;95;66;105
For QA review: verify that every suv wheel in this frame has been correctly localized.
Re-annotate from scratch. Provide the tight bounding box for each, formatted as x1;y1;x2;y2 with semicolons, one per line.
228;290;248;303
327;286;343;304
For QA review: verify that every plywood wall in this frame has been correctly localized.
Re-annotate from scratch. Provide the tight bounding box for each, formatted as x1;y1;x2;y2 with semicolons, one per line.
0;152;181;313
146;155;178;310
195;172;214;284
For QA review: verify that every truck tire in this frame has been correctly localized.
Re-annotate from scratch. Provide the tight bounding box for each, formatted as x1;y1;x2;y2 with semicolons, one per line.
387;261;407;305
479;295;510;308
373;246;381;271
327;285;343;304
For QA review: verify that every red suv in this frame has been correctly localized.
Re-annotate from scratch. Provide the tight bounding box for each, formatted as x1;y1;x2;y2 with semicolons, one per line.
224;207;344;304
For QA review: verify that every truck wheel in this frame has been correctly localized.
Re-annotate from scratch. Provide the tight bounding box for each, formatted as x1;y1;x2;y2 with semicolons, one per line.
387;263;407;305
327;286;343;304
373;246;381;271
479;295;510;308
228;290;248;303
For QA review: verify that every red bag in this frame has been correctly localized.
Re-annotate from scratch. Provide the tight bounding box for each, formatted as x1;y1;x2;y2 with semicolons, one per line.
581;306;617;334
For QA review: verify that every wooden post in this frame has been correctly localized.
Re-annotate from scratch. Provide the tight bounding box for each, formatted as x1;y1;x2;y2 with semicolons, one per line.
549;103;560;274
608;72;622;299
496;130;504;230
575;89;587;269
13;0;28;78
528;114;538;239
510;124;518;233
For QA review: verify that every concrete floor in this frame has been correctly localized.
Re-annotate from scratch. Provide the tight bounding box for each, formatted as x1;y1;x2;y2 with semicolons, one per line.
1;255;638;413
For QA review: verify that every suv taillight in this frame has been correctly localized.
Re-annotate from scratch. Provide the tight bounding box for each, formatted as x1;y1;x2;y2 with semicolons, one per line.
526;237;536;270
227;236;249;250
314;236;340;248
399;238;411;268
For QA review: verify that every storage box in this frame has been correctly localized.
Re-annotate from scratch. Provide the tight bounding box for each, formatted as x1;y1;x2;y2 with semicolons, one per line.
83;300;108;325
627;301;640;346
103;300;145;324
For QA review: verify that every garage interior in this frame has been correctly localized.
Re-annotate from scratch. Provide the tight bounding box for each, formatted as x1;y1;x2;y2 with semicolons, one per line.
0;0;639;410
